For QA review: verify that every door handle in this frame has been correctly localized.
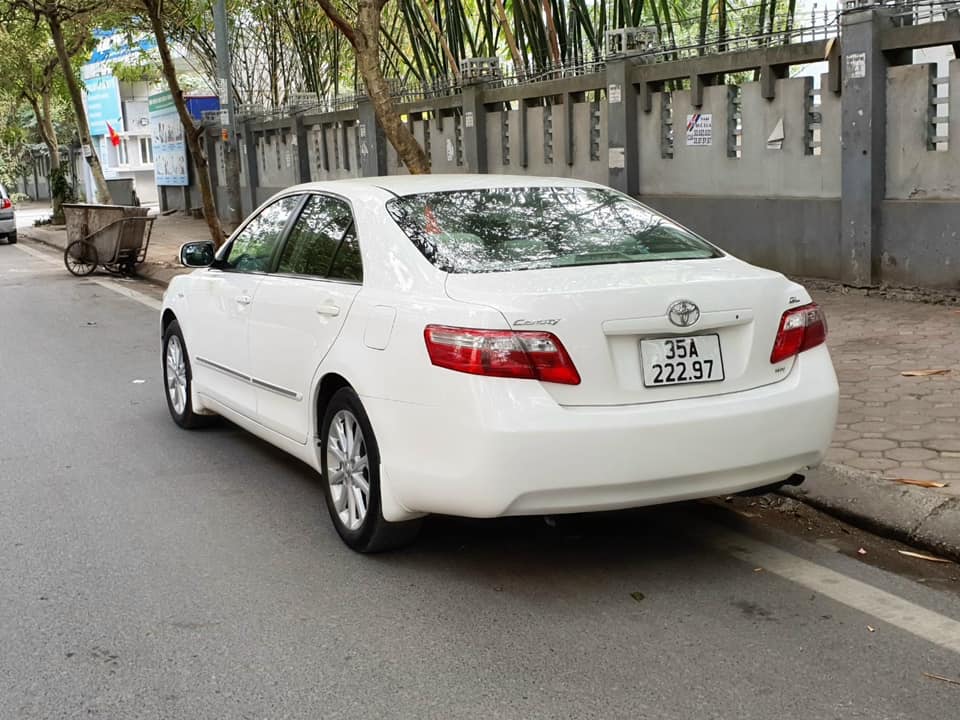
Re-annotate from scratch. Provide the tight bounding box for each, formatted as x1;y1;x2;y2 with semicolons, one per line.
316;304;341;317
236;294;252;305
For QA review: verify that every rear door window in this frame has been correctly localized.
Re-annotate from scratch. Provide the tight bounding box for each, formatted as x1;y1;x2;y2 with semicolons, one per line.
386;186;720;274
276;194;361;282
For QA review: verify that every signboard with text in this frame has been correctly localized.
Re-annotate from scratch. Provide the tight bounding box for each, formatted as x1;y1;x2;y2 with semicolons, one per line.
149;90;188;186
83;75;123;137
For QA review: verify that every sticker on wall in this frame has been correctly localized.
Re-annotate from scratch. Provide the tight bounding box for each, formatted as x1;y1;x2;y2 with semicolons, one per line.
608;83;622;104
685;113;712;146
766;118;784;150
464;111;475;128
446;138;455;162
608;147;625;169
846;52;866;79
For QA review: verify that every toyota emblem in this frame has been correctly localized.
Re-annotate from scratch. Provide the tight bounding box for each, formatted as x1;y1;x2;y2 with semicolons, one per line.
667;300;700;328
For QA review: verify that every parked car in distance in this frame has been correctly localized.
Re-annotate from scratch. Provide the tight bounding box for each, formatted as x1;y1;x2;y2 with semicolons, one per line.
0;184;16;244
161;175;839;552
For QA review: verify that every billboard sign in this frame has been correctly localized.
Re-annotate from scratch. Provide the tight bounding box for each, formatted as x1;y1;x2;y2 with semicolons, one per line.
84;75;123;136
149;90;189;186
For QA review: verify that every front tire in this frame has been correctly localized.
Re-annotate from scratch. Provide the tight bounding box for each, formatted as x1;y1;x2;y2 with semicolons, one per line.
162;320;211;429
320;387;421;552
7;232;16;244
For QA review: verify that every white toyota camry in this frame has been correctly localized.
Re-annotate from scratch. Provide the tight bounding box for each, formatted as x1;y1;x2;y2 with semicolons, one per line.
162;175;839;552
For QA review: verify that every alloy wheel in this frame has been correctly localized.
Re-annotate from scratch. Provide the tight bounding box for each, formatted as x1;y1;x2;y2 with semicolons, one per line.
326;409;370;531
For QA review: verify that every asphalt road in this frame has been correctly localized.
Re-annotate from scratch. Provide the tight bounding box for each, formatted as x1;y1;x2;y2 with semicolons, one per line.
2;241;960;720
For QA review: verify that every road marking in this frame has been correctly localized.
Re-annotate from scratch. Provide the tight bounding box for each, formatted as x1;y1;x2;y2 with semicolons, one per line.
12;242;55;262
14;241;162;311
701;524;960;655
90;279;162;311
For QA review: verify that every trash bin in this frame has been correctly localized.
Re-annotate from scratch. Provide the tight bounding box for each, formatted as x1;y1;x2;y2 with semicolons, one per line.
105;178;138;206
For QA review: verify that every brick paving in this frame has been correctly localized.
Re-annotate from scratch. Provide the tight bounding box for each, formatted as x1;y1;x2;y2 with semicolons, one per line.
813;289;960;496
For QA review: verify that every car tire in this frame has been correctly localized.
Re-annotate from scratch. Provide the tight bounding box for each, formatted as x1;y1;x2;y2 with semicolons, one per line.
7;232;16;244
162;320;213;429
320;387;422;552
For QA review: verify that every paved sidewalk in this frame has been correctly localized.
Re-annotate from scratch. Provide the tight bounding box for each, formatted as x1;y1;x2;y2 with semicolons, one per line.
17;205;960;558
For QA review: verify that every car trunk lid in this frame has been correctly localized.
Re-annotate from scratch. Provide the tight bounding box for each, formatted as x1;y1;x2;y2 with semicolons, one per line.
444;257;803;406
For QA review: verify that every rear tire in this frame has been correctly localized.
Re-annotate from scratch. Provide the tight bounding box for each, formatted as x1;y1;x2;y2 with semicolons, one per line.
320;387;422;552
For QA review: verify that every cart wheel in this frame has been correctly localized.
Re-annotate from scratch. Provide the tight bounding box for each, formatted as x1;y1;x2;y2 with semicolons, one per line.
64;241;98;277
120;262;137;277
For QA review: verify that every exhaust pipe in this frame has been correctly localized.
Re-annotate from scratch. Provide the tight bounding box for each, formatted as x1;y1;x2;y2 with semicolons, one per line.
737;473;805;497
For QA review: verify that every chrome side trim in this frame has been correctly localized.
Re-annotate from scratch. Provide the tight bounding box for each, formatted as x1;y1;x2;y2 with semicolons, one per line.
196;356;251;382
195;356;302;401
251;377;302;400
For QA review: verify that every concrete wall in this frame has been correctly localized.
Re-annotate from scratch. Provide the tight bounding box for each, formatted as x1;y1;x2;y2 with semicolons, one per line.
642;195;842;280
886;60;960;200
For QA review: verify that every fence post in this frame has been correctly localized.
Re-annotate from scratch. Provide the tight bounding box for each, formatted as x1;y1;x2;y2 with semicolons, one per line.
204;128;221;220
839;8;907;286
461;84;488;174
242;118;259;211
356;99;388;177
606;59;639;195
293;115;312;183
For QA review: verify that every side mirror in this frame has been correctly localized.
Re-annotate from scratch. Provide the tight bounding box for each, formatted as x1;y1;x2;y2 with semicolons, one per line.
180;240;216;268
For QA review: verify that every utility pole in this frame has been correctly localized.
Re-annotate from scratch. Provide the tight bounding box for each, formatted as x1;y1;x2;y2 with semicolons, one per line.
213;0;242;228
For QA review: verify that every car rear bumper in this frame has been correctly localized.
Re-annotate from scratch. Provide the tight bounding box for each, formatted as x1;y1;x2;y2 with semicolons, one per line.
0;217;15;234
364;345;839;520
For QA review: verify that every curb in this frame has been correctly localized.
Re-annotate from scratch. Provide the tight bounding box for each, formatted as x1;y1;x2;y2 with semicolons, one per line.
781;464;960;562
20;229;188;289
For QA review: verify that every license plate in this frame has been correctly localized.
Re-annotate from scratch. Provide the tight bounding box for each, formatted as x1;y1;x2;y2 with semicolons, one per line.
640;335;724;387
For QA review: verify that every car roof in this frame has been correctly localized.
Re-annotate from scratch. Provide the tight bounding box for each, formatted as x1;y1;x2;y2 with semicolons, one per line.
279;174;605;199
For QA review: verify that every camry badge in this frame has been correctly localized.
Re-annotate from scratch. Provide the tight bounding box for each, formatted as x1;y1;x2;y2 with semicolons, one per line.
667;300;700;328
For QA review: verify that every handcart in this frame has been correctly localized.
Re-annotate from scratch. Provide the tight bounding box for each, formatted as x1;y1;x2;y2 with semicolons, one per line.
62;204;155;277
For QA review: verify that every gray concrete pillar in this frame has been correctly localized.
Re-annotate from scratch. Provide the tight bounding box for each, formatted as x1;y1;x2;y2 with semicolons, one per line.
461;85;488;174
840;9;892;286
204;130;221;219
242;119;259;212
293;115;312;183
356;100;388;177
606;60;639;195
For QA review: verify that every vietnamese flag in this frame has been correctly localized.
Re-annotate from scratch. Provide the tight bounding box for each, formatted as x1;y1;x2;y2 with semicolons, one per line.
106;122;121;147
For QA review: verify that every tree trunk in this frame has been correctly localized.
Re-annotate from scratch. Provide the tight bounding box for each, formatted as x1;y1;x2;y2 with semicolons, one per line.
354;0;430;173
28;95;60;171
492;0;525;77
697;0;709;55
48;16;111;204
542;0;562;65
28;92;67;221
541;0;561;65
144;0;226;247
414;0;460;80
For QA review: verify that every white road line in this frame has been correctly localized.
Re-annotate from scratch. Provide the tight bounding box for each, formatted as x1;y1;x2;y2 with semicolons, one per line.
90;279;162;311
14;242;162;311
12;242;55;262
701;524;960;655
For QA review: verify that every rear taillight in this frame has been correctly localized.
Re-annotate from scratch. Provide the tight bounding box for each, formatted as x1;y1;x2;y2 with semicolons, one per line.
0;198;11;210
770;303;827;364
424;325;581;385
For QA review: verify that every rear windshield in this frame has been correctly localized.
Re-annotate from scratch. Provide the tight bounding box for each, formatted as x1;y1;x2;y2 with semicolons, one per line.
385;186;720;274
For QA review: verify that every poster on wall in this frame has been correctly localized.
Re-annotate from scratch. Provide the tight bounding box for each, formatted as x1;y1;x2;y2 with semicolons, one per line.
685;113;712;146
149;90;188;186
